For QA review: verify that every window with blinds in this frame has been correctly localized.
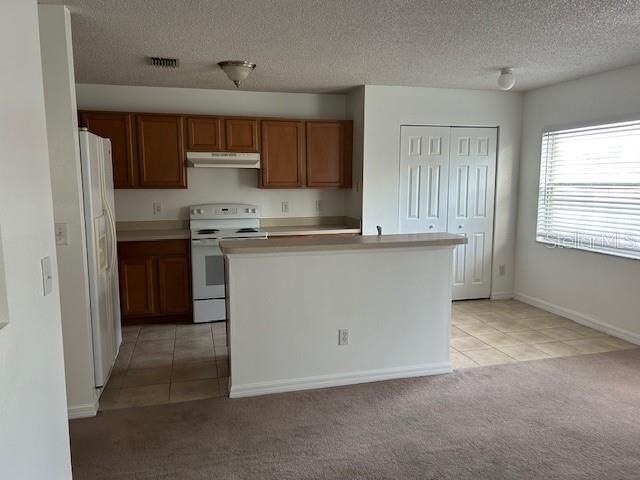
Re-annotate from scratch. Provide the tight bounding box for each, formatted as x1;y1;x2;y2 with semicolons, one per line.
536;119;640;260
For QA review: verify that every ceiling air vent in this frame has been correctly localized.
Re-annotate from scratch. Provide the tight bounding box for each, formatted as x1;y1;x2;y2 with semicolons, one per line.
148;56;179;68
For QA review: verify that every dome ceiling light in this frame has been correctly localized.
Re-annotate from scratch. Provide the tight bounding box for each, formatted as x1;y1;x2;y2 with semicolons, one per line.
497;67;516;91
217;60;256;88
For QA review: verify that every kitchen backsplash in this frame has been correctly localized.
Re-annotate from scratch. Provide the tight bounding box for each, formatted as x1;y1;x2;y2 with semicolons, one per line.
114;168;347;221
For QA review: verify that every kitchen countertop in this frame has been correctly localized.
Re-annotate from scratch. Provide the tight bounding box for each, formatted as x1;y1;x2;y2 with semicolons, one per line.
263;224;361;236
116;218;361;242
220;232;466;254
116;221;189;242
116;229;190;242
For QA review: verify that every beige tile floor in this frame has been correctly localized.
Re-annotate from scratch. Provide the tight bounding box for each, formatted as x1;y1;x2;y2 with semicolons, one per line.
99;322;229;410
451;299;637;369
100;300;637;410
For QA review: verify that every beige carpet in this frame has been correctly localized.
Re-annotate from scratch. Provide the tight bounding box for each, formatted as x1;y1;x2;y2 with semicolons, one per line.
70;349;640;479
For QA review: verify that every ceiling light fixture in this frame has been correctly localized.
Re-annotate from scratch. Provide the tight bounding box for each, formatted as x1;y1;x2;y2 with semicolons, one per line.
497;68;516;91
217;60;256;88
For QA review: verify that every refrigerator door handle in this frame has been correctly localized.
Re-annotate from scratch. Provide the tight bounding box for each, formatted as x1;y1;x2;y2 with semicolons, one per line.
97;140;118;274
104;202;117;273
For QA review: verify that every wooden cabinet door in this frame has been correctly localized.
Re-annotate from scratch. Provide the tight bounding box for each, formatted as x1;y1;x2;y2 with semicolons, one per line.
157;256;191;315
260;120;305;188
136;114;186;188
306;121;353;188
186;117;224;151
225;119;259;152
119;257;155;317
306;121;344;188
79;111;137;188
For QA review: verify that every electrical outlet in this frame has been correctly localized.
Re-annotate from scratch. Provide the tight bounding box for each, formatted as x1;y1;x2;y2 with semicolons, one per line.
54;223;68;245
281;201;289;214
315;199;323;213
338;329;349;346
153;202;162;215
499;264;506;276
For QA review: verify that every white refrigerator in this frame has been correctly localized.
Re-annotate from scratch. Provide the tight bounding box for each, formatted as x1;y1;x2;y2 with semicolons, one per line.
79;130;122;389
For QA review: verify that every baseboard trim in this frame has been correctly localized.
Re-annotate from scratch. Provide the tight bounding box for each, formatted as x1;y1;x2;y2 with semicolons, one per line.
67;399;98;420
229;363;451;398
514;292;640;346
490;291;513;300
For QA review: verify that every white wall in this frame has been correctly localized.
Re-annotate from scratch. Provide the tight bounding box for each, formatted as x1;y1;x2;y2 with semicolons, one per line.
75;84;351;220
40;5;98;418
361;86;523;297
515;63;640;342
345;86;364;220
0;1;72;478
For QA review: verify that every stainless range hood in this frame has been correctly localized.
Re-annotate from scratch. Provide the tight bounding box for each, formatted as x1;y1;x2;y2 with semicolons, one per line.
187;151;260;169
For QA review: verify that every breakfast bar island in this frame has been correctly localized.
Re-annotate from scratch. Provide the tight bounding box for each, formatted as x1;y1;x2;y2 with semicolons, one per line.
220;233;467;398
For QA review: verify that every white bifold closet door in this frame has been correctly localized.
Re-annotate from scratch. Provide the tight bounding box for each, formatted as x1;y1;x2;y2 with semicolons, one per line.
399;126;497;300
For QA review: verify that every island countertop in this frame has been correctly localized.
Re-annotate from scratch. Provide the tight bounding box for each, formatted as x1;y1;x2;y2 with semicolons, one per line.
220;232;466;254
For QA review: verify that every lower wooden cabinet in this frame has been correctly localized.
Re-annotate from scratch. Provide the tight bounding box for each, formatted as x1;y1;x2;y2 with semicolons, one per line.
119;257;155;317
157;256;191;315
118;240;192;325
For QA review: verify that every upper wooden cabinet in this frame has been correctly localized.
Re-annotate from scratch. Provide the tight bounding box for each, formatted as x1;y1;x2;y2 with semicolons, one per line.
79;111;137;188
260;120;353;189
136;115;186;188
260;120;306;188
80;109;353;190
306;121;352;188
225;119;259;152
80;111;188;189
185;116;259;153
186;116;224;151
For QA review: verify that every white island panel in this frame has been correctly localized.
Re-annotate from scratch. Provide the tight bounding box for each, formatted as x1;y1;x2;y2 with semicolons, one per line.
225;243;456;398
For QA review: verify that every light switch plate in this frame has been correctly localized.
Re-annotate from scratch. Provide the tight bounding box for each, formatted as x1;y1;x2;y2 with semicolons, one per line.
54;223;68;245
41;256;53;296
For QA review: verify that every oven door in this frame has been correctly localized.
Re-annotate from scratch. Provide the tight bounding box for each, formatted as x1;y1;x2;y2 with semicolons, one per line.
191;239;225;300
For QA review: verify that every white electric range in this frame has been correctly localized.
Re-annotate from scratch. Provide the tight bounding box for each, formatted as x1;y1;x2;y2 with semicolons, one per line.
190;203;267;323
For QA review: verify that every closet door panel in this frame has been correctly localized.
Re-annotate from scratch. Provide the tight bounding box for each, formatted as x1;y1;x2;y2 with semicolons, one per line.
448;127;497;300
398;126;450;234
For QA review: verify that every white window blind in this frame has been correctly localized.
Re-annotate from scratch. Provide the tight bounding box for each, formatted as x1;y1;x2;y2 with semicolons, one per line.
536;119;640;260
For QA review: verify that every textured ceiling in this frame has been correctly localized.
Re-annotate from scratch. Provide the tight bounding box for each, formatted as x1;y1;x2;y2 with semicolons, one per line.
39;0;640;93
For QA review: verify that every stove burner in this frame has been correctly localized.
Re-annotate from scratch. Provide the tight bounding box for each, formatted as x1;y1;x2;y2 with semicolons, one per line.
236;228;259;233
198;229;219;235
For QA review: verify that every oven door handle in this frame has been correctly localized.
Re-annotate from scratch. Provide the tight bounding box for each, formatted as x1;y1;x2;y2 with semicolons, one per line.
191;239;220;247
